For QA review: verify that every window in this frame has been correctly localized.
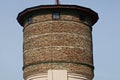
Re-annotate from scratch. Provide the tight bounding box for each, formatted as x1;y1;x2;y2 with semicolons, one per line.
79;15;86;22
27;16;32;24
52;12;60;20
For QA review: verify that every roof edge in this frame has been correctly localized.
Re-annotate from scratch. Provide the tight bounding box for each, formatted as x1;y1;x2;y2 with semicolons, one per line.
17;5;99;26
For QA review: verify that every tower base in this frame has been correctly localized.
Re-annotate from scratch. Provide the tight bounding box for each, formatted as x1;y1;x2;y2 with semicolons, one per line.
26;70;89;80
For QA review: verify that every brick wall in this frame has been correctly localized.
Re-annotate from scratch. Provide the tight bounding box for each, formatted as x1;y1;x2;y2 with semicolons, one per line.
22;10;94;79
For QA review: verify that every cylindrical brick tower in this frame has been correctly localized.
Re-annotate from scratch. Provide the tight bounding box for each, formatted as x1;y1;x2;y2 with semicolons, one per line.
17;5;98;80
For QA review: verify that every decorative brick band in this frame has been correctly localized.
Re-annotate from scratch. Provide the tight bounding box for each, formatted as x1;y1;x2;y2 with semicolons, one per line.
23;32;92;51
23;61;94;70
24;46;90;53
24;32;91;43
23;46;93;67
23;21;91;39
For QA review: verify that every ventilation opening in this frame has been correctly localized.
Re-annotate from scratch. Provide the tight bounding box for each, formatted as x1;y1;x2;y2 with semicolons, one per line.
79;15;86;22
52;12;60;20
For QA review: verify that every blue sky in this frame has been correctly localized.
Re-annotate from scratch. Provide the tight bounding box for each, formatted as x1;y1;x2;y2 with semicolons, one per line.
0;0;120;80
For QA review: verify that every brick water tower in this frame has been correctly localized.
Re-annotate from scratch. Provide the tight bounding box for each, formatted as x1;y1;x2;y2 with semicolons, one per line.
17;0;98;80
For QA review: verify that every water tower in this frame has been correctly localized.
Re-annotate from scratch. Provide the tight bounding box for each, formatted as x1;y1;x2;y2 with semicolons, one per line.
17;0;98;80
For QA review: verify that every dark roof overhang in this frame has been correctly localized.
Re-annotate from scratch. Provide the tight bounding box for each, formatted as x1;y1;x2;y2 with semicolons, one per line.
17;5;99;26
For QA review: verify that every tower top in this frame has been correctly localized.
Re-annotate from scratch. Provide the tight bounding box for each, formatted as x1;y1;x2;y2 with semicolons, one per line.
17;5;98;26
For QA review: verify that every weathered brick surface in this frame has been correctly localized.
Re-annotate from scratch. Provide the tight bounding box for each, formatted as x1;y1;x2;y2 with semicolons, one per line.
24;33;91;51
22;11;94;79
23;63;93;79
24;47;93;65
23;21;91;40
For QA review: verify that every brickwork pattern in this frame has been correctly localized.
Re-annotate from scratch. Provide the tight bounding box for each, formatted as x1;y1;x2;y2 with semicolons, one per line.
24;63;93;79
23;12;94;79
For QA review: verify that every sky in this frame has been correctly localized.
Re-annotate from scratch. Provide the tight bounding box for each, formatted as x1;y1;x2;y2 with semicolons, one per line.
0;0;120;80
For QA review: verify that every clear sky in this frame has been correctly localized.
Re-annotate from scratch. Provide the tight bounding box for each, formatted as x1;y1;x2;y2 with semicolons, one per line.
0;0;120;80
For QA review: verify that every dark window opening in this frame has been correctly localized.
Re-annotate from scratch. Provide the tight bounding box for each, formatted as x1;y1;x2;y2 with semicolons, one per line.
52;12;60;20
79;15;86;22
27;16;32;24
